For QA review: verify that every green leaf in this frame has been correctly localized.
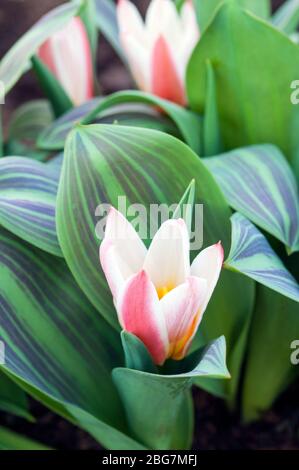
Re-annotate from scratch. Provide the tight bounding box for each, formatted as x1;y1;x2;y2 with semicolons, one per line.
202;60;222;156
204;145;299;253
38;99;179;151
172;179;195;234
65;404;147;450
241;285;299;422
0;1;82;95
79;0;98;63
8;100;53;143
225;213;299;302
0;157;62;256
31;56;73;117
187;3;299;177
5;100;53;160
193;0;271;32
80;91;201;153
38;98;100;150
0;427;50;450
113;337;229;450
56;124;231;329
0;372;33;421
121;332;158;374
272;0;299;35
94;0;125;60
0;226;145;449
194;269;255;406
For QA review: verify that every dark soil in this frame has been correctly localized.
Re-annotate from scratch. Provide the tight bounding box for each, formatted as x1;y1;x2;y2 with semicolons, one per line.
1;381;299;450
1;0;297;451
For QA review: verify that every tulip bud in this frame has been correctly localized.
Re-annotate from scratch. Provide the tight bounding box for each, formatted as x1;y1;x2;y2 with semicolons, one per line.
117;0;199;106
38;16;93;105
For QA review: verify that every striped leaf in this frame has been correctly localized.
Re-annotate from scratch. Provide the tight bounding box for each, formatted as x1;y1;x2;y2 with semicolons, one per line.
225;213;299;302
38;98;100;150
0;227;142;449
38;99;178;150
0;157;61;256
94;0;125;60
0;1;81;95
187;3;299;177
79;91;201;153
56;124;231;329
272;0;299;34
113;336;229;450
204;145;299;253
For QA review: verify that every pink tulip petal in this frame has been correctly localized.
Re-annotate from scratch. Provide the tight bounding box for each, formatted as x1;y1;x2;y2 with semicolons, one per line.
160;276;207;359
100;208;147;299
191;242;224;312
117;270;169;364
151;35;186;105
143;218;190;297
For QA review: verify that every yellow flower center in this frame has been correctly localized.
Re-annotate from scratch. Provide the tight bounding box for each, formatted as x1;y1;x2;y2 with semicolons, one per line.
156;283;175;300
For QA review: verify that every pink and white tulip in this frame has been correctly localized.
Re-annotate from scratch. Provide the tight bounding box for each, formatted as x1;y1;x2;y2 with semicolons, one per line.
38;17;93;105
100;208;224;365
117;0;199;106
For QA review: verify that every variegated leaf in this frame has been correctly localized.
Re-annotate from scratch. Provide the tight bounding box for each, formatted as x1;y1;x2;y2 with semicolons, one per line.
0;157;61;256
225;213;299;302
38;99;178;150
205;145;299;253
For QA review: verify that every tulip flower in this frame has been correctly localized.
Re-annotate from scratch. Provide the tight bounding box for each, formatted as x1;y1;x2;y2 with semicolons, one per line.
117;0;199;106
100;208;223;365
38;17;93;105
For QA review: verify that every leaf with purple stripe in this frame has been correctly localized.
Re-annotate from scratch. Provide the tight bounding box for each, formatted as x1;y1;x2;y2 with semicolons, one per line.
38;93;192;151
205;145;299;253
225;213;299;302
0;157;62;256
0;226;146;449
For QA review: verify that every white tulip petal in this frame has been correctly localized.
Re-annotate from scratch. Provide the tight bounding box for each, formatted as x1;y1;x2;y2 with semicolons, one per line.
120;32;151;90
99;208;147;298
143;219;190;295
146;0;182;46
191;242;224;312
117;0;145;35
160;276;207;359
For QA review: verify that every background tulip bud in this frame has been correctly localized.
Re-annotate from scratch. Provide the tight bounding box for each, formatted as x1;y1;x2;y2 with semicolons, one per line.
38;16;93;105
117;0;200;106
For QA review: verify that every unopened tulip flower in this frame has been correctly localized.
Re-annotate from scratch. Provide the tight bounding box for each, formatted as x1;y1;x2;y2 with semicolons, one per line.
38;17;93;105
117;0;199;106
100;208;223;365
